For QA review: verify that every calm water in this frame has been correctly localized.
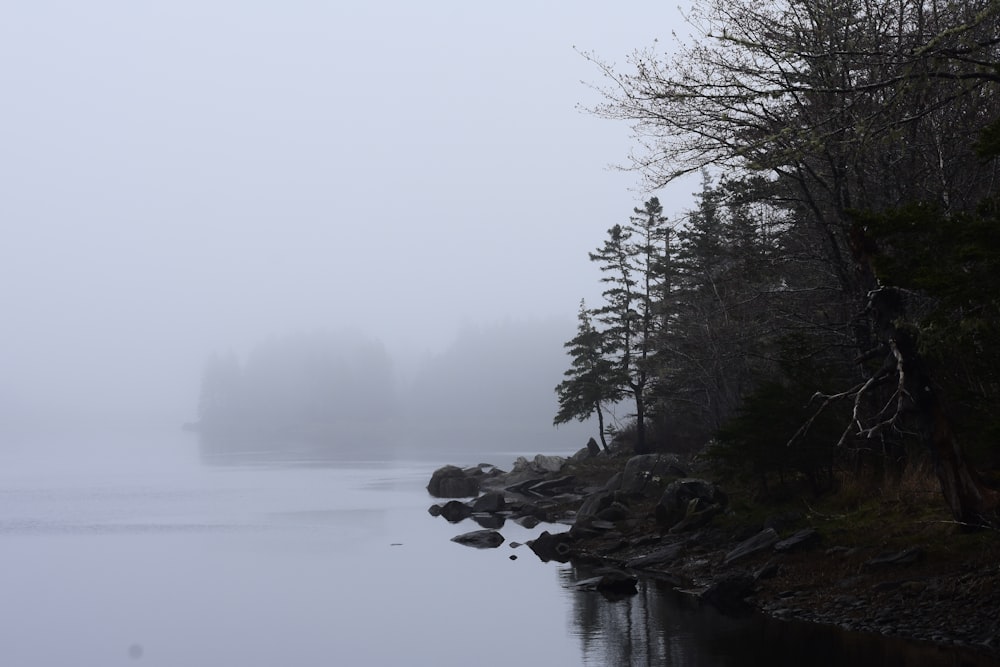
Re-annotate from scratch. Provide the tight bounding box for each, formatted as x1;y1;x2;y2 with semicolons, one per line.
0;435;991;666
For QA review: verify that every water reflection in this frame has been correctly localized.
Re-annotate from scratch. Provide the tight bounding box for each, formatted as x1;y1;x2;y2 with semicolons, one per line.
561;564;994;667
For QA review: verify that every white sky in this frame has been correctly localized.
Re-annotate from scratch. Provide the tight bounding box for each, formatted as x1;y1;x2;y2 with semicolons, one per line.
1;1;694;429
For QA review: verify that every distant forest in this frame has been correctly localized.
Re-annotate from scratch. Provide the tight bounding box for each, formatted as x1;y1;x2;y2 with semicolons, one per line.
195;323;593;461
553;0;1000;526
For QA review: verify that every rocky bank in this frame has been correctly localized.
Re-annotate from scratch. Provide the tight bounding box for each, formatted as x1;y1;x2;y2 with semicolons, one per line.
427;446;1000;662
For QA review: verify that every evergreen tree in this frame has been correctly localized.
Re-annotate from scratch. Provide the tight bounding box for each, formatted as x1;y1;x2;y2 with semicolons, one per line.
554;301;626;450
588;199;670;453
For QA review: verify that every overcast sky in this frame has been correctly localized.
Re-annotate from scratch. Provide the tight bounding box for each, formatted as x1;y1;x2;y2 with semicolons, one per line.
1;2;694;433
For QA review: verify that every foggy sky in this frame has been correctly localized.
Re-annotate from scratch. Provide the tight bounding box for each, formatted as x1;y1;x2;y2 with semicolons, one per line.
1;2;693;434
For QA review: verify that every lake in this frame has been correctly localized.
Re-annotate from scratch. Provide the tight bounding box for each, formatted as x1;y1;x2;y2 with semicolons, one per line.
0;434;990;666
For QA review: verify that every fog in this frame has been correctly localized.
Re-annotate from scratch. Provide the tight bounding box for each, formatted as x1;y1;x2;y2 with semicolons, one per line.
1;2;693;458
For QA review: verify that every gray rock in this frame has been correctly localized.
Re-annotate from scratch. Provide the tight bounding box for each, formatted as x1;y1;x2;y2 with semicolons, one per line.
774;528;820;553
427;465;481;498
528;475;576;496
472;513;505;529
864;547;924;569
723;527;780;565
625;542;686;569
450;529;505;549
532;454;567;473
656;478;727;529
602;472;623;492
438;500;472;523
668;498;723;533
619;454;688;495
511;454;567;475
596;501;631;522
528;530;574;563
586;437;602;456
472;491;506;513
575;490;614;526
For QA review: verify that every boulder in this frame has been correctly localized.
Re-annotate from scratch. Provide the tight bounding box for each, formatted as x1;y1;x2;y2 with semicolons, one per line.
512;454;566;475
864;547;924;569
618;454;688;495
596;501;632;523
427;465;481;498
472;491;506;513
722;528;780;565
450;529;505;549
574;490;615;526
528;475;577;496
669;497;724;533
656;478;727;529
534;454;566;473
586;437;602;457
774;528;820;553
625;542;686;569
438;500;472;523
528;530;575;563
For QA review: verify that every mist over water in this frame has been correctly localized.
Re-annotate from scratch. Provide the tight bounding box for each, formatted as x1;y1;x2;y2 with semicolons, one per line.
1;432;985;667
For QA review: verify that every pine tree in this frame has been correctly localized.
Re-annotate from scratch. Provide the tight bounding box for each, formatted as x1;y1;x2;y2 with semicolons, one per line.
554;301;625;450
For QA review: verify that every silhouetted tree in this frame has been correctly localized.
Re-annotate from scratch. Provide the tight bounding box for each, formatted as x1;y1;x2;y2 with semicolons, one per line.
555;300;626;450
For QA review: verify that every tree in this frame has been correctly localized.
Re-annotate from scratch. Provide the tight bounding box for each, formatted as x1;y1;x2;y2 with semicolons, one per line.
589;199;670;453
554;301;626;450
586;0;1000;523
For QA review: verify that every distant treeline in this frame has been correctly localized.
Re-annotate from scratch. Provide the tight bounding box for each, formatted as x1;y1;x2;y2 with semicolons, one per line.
195;322;594;461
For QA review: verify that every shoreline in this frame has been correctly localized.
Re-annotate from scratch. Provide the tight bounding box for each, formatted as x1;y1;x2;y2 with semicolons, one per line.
427;450;1000;663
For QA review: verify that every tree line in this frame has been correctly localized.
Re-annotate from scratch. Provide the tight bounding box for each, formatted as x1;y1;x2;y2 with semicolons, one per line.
555;0;1000;526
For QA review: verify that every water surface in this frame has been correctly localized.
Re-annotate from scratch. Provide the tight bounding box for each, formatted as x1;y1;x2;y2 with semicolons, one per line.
0;438;990;666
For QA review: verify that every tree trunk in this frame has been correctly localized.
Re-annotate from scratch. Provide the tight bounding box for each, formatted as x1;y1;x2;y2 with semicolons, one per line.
596;402;609;451
633;384;648;454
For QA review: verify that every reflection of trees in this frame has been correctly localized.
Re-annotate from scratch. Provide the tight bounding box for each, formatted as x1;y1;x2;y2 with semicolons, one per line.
561;565;990;666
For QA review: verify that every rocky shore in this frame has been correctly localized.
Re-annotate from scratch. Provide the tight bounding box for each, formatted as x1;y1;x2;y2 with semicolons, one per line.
427;447;1000;662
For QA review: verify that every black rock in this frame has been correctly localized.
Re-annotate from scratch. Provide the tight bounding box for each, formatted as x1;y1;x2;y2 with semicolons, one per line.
472;491;506;513
451;529;505;549
864;547;925;569
438;500;473;523
618;454;688;495
428;465;481;498
472;513;506;529
774;528;820;553
528;530;575;563
723;528;779;565
656;478;727;530
625;542;686;569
